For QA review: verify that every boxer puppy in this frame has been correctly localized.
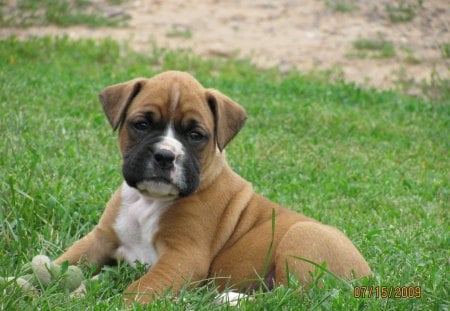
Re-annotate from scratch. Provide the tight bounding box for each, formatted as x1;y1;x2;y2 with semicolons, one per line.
55;71;371;304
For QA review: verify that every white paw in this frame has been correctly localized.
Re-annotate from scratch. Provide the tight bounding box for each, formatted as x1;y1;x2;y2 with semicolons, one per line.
215;291;252;306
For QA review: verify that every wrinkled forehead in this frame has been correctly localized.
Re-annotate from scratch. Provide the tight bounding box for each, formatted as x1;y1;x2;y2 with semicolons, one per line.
126;77;214;128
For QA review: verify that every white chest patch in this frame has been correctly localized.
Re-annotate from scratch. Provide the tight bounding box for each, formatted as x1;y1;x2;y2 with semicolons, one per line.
113;182;172;267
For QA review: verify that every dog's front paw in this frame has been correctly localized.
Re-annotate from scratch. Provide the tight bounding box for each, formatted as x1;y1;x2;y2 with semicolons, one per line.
123;280;155;305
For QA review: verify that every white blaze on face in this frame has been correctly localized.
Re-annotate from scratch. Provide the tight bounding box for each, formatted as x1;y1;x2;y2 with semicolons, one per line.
156;125;185;162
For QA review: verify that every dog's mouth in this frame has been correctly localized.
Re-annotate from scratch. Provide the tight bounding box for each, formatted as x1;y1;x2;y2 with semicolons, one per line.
148;176;172;184
136;178;180;200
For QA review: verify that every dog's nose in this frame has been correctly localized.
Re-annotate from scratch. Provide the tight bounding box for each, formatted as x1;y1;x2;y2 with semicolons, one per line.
154;149;176;169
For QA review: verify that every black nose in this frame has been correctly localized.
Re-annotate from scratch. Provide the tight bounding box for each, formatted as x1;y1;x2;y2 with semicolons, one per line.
154;149;176;169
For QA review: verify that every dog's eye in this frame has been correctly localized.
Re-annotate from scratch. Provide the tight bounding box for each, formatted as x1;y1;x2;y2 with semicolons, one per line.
188;131;204;142
133;121;150;131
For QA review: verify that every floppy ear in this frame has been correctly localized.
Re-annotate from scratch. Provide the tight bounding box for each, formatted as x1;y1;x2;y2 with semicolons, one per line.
98;78;144;131
206;89;247;152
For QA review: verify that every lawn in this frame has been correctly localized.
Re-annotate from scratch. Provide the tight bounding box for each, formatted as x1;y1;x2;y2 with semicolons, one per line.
0;37;448;310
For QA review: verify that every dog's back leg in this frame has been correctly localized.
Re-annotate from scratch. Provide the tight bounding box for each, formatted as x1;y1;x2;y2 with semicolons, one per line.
274;221;371;287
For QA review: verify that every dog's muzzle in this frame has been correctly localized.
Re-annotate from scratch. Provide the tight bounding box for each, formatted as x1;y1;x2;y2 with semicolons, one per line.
122;134;200;199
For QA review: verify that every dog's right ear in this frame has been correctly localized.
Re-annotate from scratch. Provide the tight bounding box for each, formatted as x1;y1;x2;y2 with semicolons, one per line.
99;78;145;131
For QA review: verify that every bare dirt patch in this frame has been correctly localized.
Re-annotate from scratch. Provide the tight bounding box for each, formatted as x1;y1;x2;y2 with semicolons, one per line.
2;0;449;93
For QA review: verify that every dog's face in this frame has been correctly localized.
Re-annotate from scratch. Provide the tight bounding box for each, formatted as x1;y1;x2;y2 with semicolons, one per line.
99;71;247;200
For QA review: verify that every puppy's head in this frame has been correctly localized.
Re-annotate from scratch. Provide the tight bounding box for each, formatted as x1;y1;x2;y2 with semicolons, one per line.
99;71;247;200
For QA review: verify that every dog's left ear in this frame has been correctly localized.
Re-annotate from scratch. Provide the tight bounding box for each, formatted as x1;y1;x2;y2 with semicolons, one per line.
206;89;247;152
99;78;145;131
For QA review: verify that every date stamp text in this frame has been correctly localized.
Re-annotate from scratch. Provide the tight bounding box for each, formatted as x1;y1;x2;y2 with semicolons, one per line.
353;286;422;299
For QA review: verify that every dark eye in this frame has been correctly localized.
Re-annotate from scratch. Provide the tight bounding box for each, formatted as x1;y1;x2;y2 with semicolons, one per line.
133;121;150;131
188;131;204;142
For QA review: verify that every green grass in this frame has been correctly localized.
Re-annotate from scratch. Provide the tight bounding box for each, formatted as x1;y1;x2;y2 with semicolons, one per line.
325;0;359;13
441;43;450;59
385;0;421;23
0;0;128;27
350;37;396;59
166;25;193;39
0;36;449;310
400;46;421;65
